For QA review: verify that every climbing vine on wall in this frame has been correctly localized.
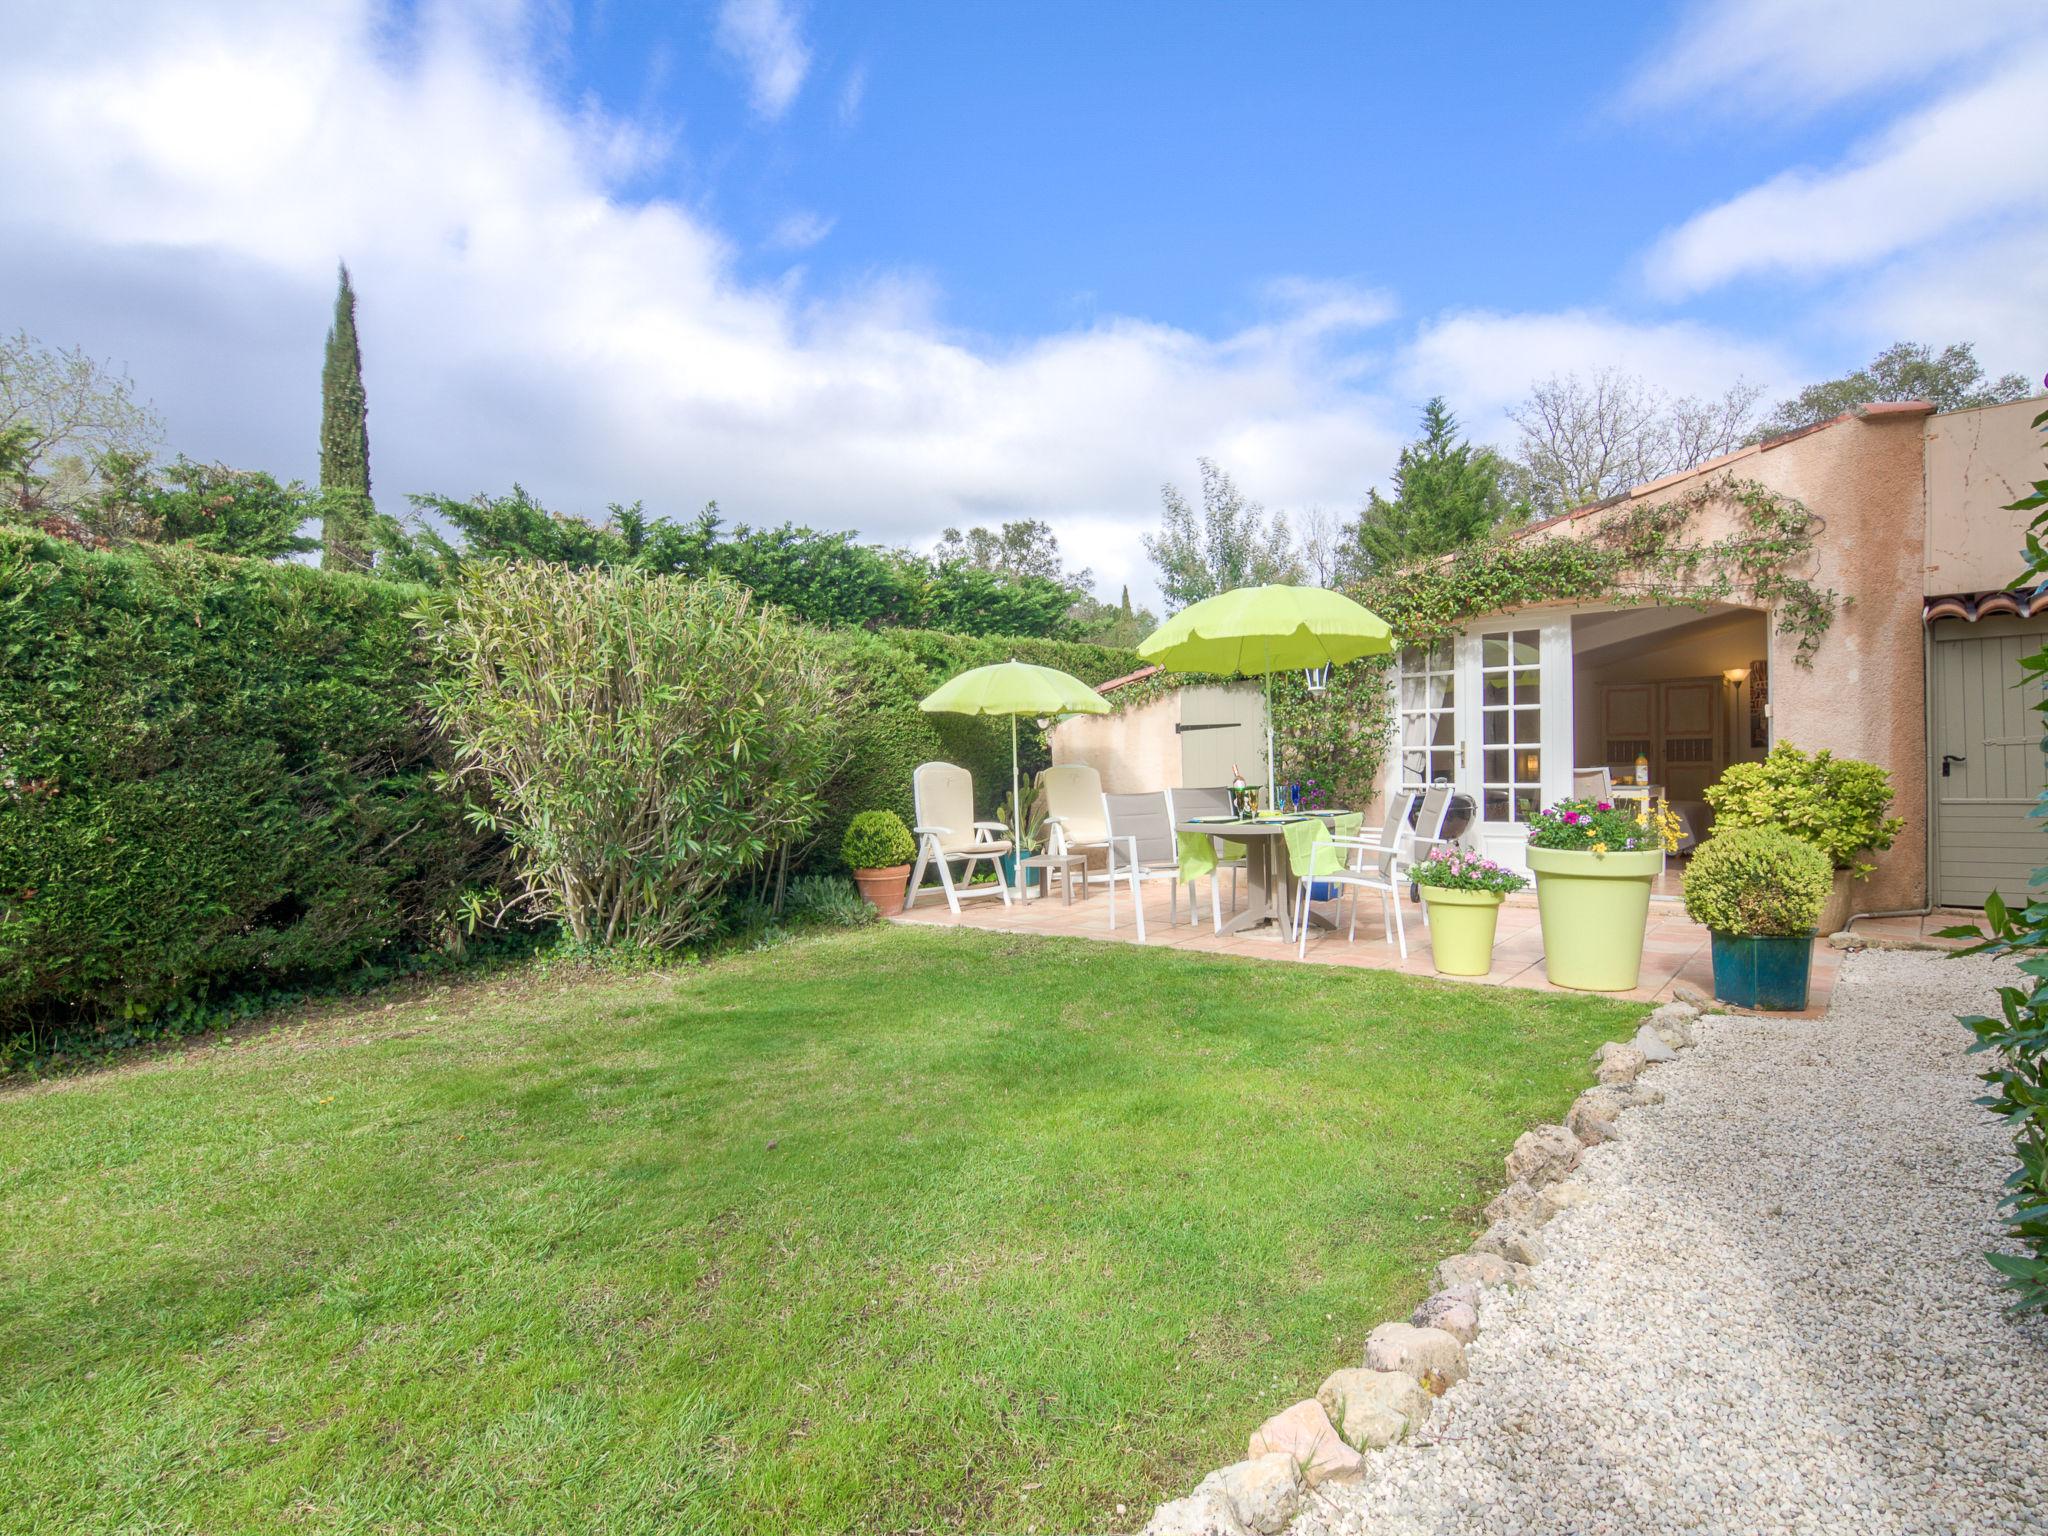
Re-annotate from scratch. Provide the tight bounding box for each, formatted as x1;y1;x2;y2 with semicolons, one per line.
1116;476;1841;813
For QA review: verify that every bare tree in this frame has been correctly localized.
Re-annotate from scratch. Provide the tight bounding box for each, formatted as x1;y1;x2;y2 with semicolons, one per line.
1506;369;1764;519
1144;458;1302;612
1295;503;1341;587
0;331;164;511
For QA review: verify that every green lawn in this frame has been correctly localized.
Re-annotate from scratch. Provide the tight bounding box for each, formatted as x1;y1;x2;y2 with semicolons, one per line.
0;925;1637;1535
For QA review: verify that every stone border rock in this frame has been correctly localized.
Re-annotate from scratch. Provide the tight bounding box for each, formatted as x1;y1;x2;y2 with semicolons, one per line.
1138;998;1712;1536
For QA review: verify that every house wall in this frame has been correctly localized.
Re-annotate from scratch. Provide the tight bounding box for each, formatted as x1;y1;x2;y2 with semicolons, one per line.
1924;396;2045;595
1389;406;1938;913
1048;688;1183;791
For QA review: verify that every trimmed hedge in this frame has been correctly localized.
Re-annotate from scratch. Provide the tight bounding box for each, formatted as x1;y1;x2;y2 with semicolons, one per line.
0;531;503;1042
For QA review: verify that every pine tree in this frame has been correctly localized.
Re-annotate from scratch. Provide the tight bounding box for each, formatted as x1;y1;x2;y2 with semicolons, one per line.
1344;398;1522;576
319;262;373;571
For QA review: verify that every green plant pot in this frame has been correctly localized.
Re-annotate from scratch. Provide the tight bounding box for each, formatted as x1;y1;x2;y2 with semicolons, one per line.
1419;887;1504;976
1708;931;1815;1011
997;852;1041;892
1528;846;1664;992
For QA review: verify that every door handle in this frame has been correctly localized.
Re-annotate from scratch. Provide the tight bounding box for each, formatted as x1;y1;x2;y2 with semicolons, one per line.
1941;753;1966;777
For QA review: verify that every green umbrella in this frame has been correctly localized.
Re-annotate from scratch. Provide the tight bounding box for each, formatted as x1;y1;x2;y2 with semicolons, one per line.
1137;584;1393;805
919;660;1111;845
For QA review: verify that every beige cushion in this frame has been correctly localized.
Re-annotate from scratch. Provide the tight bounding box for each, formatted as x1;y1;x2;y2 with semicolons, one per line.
913;762;1005;855
1040;763;1109;845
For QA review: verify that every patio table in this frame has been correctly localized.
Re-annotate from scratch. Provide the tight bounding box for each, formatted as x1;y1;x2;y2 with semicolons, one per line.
1175;815;1351;939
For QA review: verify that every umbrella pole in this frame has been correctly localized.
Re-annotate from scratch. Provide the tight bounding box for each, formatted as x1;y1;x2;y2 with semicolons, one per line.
1011;712;1021;858
1264;640;1276;808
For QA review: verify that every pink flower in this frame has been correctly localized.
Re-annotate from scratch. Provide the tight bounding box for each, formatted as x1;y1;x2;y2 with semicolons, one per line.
1562;811;1581;824
1595;801;1612;812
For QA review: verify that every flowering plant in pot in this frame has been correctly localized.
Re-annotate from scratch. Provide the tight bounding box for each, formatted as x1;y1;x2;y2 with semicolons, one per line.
841;810;917;913
1524;796;1685;991
1682;827;1832;1011
1411;846;1528;977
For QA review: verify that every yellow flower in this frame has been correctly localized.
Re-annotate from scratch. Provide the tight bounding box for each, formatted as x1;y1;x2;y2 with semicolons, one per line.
1591;841;1608;854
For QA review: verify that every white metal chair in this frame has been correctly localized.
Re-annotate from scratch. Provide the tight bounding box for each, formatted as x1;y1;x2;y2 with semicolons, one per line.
1406;782;1454;927
1102;791;1184;942
1164;784;1244;931
1039;763;1113;893
903;761;1013;915
1294;790;1416;960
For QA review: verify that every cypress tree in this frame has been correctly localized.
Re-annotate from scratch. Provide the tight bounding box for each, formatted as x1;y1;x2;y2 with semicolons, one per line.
319;262;373;571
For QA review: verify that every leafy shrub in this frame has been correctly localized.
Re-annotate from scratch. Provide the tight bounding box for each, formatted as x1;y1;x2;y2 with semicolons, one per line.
1526;797;1683;854
1411;845;1528;895
421;563;842;949
0;529;501;1044
1682;828;1832;935
1945;405;2048;1315
841;810;916;870
1705;742;1903;876
781;875;878;928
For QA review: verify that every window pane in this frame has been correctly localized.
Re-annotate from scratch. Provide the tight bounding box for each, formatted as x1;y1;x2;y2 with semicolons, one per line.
1429;750;1456;783
1484;788;1511;821
1430;711;1456;747
1482;634;1507;668
1513;708;1540;745
1484;749;1509;784
1483;709;1508;746
1401;750;1427;783
1402;715;1431;750
1482;673;1509;707
1511;631;1539;666
1514;788;1541;821
1516;669;1541;706
1516;748;1541;784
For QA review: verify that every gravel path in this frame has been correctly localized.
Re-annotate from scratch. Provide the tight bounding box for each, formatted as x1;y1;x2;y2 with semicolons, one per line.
1291;948;2048;1536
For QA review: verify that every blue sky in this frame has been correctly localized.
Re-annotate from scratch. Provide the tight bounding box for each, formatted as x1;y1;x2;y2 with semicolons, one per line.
2;0;2044;606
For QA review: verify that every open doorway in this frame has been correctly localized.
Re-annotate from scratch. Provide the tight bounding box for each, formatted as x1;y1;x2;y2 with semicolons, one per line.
1571;605;1770;893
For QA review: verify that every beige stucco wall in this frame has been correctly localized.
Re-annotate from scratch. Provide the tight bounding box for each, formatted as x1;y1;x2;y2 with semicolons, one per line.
1924;396;2044;595
1370;406;1936;913
1047;690;1183;792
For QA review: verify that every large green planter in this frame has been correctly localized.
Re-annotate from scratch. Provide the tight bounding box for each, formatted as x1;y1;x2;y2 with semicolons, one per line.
1420;886;1505;976
1528;846;1664;992
1709;931;1815;1011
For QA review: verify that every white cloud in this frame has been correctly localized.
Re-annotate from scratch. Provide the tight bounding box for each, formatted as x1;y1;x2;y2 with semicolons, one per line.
1644;45;2048;297
767;210;835;252
1626;0;2048;117
837;63;867;127
1394;308;1796;445
713;0;810;121
0;0;1423;612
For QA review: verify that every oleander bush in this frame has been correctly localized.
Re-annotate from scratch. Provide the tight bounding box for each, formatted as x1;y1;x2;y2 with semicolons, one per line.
1682;827;1832;936
420;562;843;950
1705;742;1904;877
0;529;504;1048
1946;405;2048;1315
841;810;916;871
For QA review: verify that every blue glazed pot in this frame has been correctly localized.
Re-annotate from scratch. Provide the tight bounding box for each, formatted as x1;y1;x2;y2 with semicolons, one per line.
998;851;1041;892
1708;931;1815;1012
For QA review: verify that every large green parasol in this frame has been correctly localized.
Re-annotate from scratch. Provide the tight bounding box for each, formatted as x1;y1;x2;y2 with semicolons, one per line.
919;660;1110;843
1137;584;1393;804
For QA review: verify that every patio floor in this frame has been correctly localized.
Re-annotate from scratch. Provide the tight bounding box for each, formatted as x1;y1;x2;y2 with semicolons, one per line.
893;876;1987;1019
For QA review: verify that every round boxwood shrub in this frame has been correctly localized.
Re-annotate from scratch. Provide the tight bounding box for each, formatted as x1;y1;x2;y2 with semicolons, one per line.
1683;827;1833;936
841;810;916;871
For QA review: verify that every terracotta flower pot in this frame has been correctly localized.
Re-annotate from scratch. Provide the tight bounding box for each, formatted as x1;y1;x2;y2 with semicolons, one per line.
852;864;911;914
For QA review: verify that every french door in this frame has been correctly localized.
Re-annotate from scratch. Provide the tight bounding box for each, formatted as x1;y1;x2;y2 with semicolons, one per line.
1452;618;1572;869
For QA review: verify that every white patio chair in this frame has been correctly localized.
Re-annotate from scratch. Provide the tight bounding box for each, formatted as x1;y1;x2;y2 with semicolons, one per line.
904;761;1013;915
1406;782;1454;927
1102;791;1184;942
1294;800;1414;961
1572;766;1614;801
1039;763;1113;893
1165;784;1245;931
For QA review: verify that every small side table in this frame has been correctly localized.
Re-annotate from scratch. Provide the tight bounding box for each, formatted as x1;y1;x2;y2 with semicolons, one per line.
1018;852;1084;906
